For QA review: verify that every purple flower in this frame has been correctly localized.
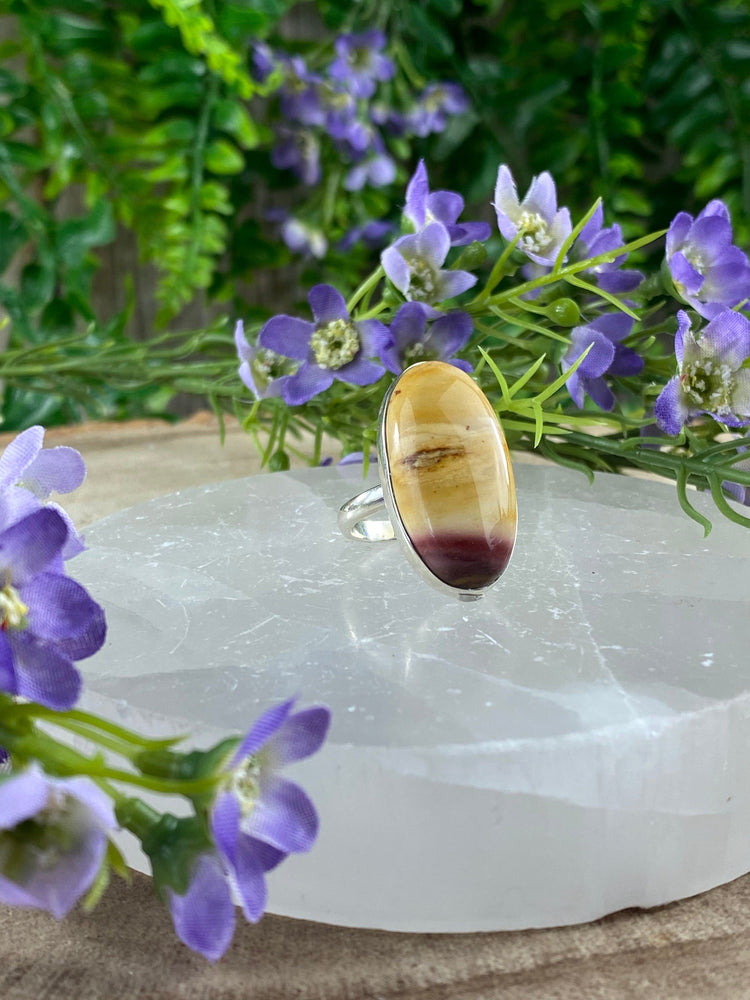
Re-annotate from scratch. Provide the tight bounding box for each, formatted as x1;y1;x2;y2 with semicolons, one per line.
337;220;394;252
0;426;86;559
381;302;473;374
166;852;235;963
258;285;388;406
0;507;106;710
562;314;643;410
210;698;330;924
328;31;394;100
279;217;327;259
235;321;294;401
251;42;275;84
381;222;477;305
404;161;491;247
270;127;321;187
654;309;750;435
0;763;115;919
493;165;572;267
344;151;396;192
278;56;324;126
666;200;750;319
573;203;643;294
318;84;358;143
406;83;469;137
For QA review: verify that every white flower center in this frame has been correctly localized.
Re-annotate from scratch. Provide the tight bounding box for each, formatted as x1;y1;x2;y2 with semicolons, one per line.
310;318;360;369
228;758;262;817
0;582;27;631
682;241;707;274
407;258;438;302
681;357;735;412
403;341;435;366
517;210;550;254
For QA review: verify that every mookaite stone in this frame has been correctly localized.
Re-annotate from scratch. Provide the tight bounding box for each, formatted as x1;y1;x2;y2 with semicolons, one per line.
382;361;516;591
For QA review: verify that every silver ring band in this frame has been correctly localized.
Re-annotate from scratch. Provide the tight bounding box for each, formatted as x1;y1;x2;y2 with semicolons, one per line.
337;485;395;542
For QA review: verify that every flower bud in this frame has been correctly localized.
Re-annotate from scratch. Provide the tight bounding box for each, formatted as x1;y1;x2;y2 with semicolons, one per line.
451;241;488;271
268;449;290;472
545;298;580;326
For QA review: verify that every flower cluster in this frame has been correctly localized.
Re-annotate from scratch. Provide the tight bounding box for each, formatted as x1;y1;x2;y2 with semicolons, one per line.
235;158;750;525
236;161;486;406
256;32;472;257
0;430;331;962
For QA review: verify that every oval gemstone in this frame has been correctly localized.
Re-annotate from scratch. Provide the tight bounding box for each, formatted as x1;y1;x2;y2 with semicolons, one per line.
382;361;517;593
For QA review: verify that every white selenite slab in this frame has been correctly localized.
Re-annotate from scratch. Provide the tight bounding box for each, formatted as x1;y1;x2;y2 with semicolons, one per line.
74;464;750;932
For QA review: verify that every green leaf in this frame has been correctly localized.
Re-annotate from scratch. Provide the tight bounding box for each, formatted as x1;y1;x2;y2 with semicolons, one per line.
20;262;55;311
0;212;27;274
56;201;115;266
204;138;245;175
211;99;262;148
406;6;454;56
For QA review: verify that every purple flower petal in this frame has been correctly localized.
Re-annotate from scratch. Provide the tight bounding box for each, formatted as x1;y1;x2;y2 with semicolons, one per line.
447;221;492;246
690;214;733;256
230;836;270;922
523;171;557;220
266;706;331;766
167;853;235;963
308;285;347;326
564;327;616;383
357;319;390;356
414;222;451;270
22;447;85;499
334;356;384;387
0;632;16;695
666;212;694;258
405;161;429;228
428;191;464;226
674;311;692;368
590;313;635;344
246;774;319;854
0;765;49;828
9;632;82;710
381;245;412;296
670;251;704;296
701;309;750;368
493;165;520;237
233;699;295;765
281;364;335;406
654;376;688;436
584;376;616;411
610;344;645;377
258;316;313;362
0;427;44;492
20;572;106;657
428;311;474;356
0;508;67;586
435;269;477;300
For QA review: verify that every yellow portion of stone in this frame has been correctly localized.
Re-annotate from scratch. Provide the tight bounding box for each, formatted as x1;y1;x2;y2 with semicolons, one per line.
383;361;517;567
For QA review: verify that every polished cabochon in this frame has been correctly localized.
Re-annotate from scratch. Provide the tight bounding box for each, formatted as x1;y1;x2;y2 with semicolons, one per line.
378;360;517;598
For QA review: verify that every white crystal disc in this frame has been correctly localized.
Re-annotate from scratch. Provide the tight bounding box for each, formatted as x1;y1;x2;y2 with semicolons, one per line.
75;465;750;931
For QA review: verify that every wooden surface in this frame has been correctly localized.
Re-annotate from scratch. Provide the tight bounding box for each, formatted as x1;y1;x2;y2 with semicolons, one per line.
1;414;750;999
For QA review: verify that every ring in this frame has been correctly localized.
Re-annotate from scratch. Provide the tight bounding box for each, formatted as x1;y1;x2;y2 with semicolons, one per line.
338;360;517;602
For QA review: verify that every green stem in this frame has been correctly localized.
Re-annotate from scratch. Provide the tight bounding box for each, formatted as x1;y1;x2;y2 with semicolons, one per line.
347;266;384;314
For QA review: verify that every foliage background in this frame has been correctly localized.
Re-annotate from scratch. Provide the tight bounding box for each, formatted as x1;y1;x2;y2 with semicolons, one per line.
0;0;747;429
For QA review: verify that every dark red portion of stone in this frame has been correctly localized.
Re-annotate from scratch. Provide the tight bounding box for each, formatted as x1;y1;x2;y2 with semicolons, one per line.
410;531;514;590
